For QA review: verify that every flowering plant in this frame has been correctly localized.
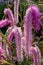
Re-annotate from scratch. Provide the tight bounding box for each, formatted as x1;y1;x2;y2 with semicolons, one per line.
0;0;42;65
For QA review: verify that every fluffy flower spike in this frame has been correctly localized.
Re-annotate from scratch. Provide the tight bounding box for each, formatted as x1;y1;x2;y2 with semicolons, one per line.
0;19;9;28
30;45;41;65
24;5;41;65
4;8;14;26
25;5;40;32
14;0;19;23
8;27;22;61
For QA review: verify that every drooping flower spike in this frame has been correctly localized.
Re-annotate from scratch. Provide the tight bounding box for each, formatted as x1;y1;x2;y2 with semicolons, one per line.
0;0;20;28
24;5;41;65
8;27;22;61
0;8;14;29
25;5;40;32
24;5;41;56
30;5;40;32
4;8;14;26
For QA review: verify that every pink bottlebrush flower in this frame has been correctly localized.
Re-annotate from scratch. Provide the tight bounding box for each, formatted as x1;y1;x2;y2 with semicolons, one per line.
24;5;41;57
24;9;32;57
30;45;41;65
0;19;9;28
14;0;19;23
8;27;22;61
15;27;22;61
4;8;14;26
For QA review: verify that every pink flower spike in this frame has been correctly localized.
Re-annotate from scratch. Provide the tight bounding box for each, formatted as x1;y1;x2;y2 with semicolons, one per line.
14;0;19;23
14;27;22;61
30;46;41;65
24;5;41;58
24;10;32;57
8;27;22;61
0;19;9;28
4;8;14;26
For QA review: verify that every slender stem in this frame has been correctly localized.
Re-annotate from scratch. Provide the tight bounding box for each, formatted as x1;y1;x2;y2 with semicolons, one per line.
0;60;14;65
